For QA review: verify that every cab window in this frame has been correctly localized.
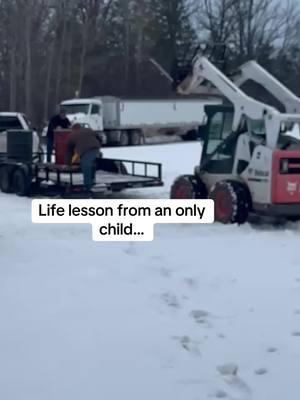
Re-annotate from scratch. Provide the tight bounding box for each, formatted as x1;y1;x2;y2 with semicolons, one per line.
202;110;235;174
206;111;233;156
0;117;23;133
248;118;265;136
91;104;100;115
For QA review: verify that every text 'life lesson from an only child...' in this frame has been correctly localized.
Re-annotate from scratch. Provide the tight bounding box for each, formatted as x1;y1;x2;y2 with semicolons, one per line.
32;199;215;241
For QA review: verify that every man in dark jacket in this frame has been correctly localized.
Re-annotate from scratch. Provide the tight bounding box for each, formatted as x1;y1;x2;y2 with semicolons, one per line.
65;124;101;192
46;107;71;162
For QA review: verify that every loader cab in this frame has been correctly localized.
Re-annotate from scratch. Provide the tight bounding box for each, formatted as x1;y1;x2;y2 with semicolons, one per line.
200;105;236;174
199;105;269;177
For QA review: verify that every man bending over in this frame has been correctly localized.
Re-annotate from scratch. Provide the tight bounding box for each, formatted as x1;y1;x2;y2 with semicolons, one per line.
65;124;101;193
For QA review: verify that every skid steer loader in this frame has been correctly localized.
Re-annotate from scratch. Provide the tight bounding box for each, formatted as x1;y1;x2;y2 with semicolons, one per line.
170;55;300;224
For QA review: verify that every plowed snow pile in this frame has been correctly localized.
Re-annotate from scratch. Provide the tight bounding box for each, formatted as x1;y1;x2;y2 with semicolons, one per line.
1;142;300;400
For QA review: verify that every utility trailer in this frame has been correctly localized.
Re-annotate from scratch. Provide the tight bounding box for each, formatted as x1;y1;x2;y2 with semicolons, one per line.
54;96;221;146
0;130;163;198
0;155;163;198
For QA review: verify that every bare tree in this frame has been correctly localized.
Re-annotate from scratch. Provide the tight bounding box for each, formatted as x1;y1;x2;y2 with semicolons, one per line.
0;0;299;125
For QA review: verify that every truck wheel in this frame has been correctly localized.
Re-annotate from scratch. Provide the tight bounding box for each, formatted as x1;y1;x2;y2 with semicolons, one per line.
130;130;142;146
170;175;207;199
0;166;13;193
119;132;130;146
12;167;31;197
209;180;251;224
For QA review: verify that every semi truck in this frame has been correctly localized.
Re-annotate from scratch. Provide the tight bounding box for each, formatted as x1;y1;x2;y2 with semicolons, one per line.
50;96;221;146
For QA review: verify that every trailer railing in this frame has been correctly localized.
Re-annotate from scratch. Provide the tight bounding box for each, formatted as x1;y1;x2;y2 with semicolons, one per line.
101;158;162;181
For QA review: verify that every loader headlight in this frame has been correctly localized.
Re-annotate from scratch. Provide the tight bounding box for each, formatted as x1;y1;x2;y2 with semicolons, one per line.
280;159;289;173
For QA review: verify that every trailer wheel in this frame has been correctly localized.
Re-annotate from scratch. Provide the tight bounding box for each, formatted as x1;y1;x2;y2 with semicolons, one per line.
170;175;207;199
12;167;31;197
209;180;251;224
130;130;143;146
119;131;130;146
0;166;13;193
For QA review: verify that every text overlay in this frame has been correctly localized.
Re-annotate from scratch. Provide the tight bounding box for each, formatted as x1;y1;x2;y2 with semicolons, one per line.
32;199;215;241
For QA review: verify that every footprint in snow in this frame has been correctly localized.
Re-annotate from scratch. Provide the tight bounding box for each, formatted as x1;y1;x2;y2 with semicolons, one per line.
207;389;228;398
217;363;238;376
162;292;181;309
176;335;201;356
266;347;278;353
159;266;172;278
190;309;213;328
214;389;228;398
216;364;252;400
294;309;300;315
254;368;268;375
218;333;227;340
254;368;268;376
291;331;300;337
184;277;198;290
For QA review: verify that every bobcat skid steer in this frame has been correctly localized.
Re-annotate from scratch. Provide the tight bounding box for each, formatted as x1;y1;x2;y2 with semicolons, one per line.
170;55;300;224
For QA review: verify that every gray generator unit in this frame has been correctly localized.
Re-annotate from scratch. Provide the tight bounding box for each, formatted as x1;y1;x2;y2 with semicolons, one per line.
7;130;33;163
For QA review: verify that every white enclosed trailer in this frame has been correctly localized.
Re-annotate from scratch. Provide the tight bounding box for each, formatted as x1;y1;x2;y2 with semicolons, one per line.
59;96;221;146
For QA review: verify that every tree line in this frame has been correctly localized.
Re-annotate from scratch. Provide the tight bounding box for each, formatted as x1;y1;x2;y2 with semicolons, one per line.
0;0;299;128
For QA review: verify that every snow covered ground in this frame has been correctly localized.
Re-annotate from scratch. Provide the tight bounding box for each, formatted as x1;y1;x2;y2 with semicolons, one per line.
1;142;300;400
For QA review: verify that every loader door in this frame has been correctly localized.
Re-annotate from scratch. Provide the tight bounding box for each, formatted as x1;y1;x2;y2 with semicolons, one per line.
201;107;235;174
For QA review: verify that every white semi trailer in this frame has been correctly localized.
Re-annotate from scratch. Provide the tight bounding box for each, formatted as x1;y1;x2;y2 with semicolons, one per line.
58;96;221;146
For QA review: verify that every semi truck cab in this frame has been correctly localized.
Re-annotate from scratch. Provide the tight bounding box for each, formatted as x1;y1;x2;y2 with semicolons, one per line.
60;99;104;132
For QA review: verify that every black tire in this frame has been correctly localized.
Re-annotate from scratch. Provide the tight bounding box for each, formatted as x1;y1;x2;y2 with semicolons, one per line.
130;130;142;146
170;175;208;199
209;180;251;224
0;166;13;193
119;132;130;146
12;167;31;197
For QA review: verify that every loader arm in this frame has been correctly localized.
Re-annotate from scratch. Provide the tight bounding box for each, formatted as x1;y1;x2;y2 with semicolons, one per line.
231;61;300;114
176;55;283;149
